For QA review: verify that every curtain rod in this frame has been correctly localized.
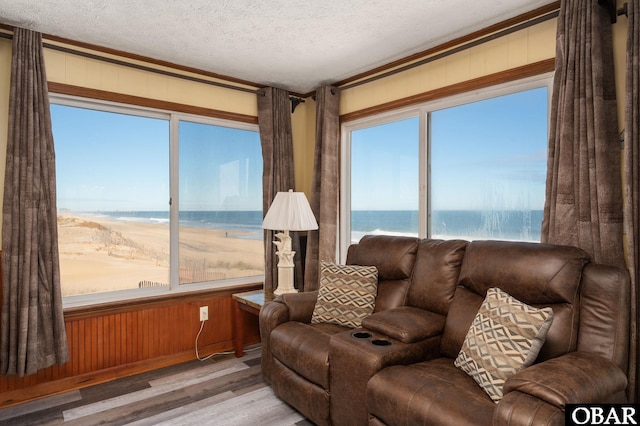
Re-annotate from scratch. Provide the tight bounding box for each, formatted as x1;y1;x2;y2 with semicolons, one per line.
0;31;262;95
339;10;559;91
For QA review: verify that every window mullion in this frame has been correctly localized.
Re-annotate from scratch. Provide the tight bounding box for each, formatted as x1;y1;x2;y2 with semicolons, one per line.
420;111;430;238
169;115;180;289
339;125;352;263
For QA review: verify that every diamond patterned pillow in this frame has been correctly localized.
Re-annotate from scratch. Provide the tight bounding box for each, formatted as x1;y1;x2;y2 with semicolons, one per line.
454;287;554;403
311;262;378;328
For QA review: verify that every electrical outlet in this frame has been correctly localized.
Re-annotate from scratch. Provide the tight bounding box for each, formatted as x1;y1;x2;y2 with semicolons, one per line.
199;306;208;321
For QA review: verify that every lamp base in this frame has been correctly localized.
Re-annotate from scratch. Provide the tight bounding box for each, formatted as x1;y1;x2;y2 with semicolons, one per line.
273;231;298;295
274;275;298;295
274;264;298;295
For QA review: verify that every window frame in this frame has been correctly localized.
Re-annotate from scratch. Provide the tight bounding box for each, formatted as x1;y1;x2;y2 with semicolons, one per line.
50;94;264;308
339;73;554;261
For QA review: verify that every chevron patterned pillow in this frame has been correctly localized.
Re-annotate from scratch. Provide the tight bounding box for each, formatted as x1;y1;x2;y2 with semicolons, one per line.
311;262;378;328
454;287;554;403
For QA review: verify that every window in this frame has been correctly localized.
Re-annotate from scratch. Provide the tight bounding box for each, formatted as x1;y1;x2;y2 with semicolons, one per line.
430;88;548;241
178;120;263;284
51;96;263;305
349;117;420;242
341;76;551;258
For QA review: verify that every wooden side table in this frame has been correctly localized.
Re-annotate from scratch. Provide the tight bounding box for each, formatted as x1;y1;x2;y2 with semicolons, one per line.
232;290;265;357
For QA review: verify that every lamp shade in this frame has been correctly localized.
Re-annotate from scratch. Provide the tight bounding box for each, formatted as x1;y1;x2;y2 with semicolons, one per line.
263;190;318;231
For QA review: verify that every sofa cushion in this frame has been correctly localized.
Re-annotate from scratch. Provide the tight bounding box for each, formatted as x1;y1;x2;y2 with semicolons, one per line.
408;239;468;314
456;241;589;303
373;279;412;313
311;262;378;328
442;240;589;362
362;306;446;343
454;287;554;403
367;358;495;426
347;235;420;313
346;235;418;280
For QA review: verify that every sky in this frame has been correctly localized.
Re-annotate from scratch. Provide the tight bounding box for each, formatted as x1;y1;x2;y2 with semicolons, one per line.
51;104;262;212
350;86;548;211
51;85;548;214
178;120;263;211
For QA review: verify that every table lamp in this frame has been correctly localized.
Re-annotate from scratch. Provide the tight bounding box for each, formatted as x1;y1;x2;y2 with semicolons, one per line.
263;189;318;294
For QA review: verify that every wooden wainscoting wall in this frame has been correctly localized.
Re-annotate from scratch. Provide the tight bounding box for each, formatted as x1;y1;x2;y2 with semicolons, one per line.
0;262;262;408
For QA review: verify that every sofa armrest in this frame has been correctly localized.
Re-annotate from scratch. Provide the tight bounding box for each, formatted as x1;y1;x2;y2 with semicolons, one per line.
503;351;628;408
493;391;565;426
361;306;446;343
277;290;318;323
259;290;319;344
259;291;319;384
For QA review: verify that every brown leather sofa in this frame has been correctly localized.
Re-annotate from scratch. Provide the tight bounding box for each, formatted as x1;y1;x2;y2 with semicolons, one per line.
259;236;630;426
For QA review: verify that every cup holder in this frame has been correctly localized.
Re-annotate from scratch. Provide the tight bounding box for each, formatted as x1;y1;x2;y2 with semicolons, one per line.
352;331;372;339
371;339;391;346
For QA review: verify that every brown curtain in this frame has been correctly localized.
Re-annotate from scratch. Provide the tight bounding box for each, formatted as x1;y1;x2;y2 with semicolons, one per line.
258;87;299;297
541;0;624;268
1;28;69;376
623;0;639;403
304;86;340;291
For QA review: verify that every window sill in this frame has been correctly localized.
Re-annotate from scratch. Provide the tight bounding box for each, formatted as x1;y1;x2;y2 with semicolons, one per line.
63;277;264;318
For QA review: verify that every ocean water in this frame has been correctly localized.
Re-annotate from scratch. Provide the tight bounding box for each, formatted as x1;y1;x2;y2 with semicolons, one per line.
78;209;543;243
82;210;264;239
351;210;543;242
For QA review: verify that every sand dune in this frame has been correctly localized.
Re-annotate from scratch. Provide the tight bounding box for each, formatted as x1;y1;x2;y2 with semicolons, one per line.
57;214;264;297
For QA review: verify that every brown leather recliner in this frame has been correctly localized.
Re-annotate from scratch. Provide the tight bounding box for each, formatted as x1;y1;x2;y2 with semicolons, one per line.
260;237;630;425
366;240;630;426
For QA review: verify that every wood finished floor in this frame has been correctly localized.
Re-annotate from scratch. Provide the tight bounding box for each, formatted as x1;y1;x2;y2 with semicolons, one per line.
0;346;313;426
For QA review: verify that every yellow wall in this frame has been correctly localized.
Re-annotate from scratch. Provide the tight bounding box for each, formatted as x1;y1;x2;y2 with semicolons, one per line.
291;99;316;198
43;43;258;117
613;0;629;131
339;18;557;116
0;37;11;239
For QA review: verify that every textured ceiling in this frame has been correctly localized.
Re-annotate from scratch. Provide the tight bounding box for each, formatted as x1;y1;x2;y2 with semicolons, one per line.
0;0;552;93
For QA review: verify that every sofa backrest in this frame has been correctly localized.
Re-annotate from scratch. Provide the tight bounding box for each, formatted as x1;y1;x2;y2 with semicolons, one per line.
346;235;419;312
408;239;468;315
440;240;591;361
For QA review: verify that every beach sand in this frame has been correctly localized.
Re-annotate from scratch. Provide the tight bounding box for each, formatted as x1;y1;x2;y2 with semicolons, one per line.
57;214;264;297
